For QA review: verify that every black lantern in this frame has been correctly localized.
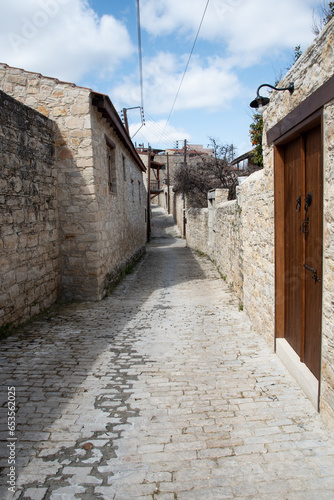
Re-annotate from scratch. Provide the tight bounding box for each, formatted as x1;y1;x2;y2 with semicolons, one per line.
250;82;294;113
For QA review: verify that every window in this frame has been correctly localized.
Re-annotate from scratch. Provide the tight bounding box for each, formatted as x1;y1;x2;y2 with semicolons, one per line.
105;135;116;194
131;179;134;202
138;180;141;204
122;155;126;181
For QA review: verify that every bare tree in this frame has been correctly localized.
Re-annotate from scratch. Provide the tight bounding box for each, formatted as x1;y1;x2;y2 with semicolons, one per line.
312;1;334;35
173;141;238;207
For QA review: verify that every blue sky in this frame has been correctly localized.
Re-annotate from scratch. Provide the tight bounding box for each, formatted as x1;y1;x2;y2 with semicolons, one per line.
0;0;323;155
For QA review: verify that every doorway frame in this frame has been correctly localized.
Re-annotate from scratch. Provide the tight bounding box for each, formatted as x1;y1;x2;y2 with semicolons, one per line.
268;74;334;410
273;115;323;409
273;110;323;342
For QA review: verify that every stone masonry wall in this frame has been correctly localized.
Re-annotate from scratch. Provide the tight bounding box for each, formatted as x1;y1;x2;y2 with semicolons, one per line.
0;91;61;329
186;177;272;315
0;64;147;302
322;98;334;425
90;106;147;296
212;198;243;302
186;208;209;254
156;186;169;212
186;19;334;425
0;64;97;300
262;18;334;426
170;191;185;238
240;169;275;344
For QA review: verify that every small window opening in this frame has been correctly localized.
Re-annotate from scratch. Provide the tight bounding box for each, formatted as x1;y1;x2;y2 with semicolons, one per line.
122;155;126;181
106;136;116;194
131;179;134;202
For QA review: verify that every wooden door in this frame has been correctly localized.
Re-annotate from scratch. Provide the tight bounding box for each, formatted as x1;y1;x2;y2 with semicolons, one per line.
284;136;303;356
303;126;323;378
281;124;323;379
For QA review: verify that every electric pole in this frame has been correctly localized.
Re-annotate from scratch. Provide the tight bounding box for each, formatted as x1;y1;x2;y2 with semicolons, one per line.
122;108;129;134
147;147;151;242
183;139;187;239
167;152;170;214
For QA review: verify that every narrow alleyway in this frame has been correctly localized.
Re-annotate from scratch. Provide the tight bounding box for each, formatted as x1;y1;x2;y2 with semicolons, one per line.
1;205;334;500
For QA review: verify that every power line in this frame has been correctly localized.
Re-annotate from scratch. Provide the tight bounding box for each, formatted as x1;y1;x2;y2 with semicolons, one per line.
131;122;176;150
159;0;210;142
128;111;182;150
141;114;184;149
145;113;179;145
137;0;144;111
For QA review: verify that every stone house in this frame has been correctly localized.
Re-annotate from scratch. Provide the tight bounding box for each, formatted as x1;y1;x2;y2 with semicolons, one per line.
0;64;147;330
186;18;334;427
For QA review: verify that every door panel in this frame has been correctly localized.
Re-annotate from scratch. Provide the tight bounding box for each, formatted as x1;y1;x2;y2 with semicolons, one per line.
284;137;303;356
281;124;322;380
304;125;322;378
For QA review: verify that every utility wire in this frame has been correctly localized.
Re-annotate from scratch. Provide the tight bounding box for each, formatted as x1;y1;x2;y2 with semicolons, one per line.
140;113;183;149
129;110;182;149
137;0;144;111
159;0;210;142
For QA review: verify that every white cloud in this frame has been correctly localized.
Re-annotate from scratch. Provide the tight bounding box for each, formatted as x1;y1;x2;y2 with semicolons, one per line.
112;52;242;114
140;0;207;36
140;0;318;66
0;0;134;82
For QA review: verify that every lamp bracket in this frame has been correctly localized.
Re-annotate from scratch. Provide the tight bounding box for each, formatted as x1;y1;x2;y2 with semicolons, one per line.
256;82;294;98
250;82;294;109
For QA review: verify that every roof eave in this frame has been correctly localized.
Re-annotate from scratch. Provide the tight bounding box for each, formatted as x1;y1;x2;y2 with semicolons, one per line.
91;92;146;173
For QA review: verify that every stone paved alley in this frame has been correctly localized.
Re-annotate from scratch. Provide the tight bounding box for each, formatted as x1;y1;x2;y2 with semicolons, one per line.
1;205;334;500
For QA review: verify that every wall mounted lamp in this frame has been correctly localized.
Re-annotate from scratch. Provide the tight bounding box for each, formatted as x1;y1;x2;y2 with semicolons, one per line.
250;82;294;113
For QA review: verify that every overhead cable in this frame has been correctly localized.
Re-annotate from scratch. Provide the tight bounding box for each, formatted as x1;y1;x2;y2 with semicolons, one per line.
137;0;144;111
159;0;210;142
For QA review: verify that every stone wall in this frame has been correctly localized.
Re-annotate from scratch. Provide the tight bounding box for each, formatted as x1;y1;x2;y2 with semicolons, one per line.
212;195;243;302
322;97;334;425
90;106;147;296
262;18;334;426
186;177;272;314
172;191;186;237
0;91;61;329
240;169;275;344
186;207;209;254
186;18;334;426
155;186;169;213
0;64;147;303
155;153;183;186
156;187;184;236
0;64;97;300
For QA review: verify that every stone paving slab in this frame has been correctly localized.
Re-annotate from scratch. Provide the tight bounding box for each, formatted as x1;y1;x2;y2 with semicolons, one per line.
0;206;334;499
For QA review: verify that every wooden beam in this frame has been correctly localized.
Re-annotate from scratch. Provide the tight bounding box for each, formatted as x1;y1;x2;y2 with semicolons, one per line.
267;74;334;144
300;135;306;363
274;145;285;347
92;93;146;173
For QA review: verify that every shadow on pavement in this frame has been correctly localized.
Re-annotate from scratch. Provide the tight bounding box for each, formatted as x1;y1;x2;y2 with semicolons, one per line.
0;204;205;494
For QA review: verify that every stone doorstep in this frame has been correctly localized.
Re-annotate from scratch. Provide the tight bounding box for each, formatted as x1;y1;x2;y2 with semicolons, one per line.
276;338;319;409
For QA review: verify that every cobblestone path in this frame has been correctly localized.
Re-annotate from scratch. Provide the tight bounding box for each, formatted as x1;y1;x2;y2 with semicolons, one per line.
1;206;334;499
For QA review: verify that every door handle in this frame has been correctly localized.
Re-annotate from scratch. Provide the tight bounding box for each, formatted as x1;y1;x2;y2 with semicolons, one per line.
304;192;312;213
296;194;301;213
304;264;321;283
300;216;309;234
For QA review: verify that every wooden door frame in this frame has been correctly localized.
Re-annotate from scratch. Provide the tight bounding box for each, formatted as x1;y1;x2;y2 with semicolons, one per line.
268;74;334;349
273;110;323;347
267;75;334;144
273;112;324;411
267;74;334;411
